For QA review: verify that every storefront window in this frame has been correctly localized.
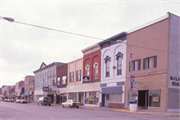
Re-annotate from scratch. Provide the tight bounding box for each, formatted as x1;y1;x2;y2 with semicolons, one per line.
149;89;161;107
68;93;77;101
109;93;122;103
85;91;99;105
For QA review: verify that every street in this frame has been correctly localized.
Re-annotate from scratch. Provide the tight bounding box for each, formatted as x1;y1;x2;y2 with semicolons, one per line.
0;101;179;120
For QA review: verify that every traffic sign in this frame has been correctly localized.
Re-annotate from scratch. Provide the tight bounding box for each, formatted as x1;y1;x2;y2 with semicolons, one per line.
131;82;133;88
130;75;134;78
129;88;134;93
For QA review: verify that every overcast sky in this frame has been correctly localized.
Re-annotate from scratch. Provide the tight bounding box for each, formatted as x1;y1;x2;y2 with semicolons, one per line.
0;0;179;86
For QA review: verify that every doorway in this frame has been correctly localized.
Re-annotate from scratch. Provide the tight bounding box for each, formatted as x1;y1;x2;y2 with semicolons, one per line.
138;90;148;108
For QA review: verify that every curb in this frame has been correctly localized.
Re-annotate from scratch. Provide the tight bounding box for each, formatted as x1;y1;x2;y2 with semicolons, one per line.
115;110;180;116
167;114;180;116
115;110;151;115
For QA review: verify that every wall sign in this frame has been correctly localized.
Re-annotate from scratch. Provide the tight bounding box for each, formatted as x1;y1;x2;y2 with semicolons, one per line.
83;76;89;83
42;87;49;92
169;76;180;89
134;82;141;88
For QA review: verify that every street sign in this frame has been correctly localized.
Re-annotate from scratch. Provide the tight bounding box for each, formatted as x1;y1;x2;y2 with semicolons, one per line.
131;82;133;88
42;87;49;92
130;75;134;78
129;88;134;93
130;79;134;82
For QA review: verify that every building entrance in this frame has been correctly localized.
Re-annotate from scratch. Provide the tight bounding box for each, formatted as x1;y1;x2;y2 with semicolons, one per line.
138;90;148;108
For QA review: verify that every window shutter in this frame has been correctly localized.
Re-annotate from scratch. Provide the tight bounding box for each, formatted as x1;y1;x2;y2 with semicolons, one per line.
143;58;146;69
69;72;71;82
72;72;74;82
76;71;78;81
138;59;141;70
80;70;81;81
154;56;157;68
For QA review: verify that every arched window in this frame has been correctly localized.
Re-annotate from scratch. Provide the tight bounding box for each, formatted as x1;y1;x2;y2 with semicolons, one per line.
104;56;111;77
85;65;90;76
116;52;123;75
105;60;110;77
93;62;99;79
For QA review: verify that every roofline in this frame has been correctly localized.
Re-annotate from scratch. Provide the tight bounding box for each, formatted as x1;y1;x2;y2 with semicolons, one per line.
81;43;100;53
127;13;169;34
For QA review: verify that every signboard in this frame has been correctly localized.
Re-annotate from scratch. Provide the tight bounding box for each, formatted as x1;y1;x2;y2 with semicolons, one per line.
83;76;89;83
106;83;117;87
134;82;141;88
129;88;134;93
42;87;49;92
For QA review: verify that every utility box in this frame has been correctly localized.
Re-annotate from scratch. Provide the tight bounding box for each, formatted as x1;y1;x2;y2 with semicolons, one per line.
129;101;137;111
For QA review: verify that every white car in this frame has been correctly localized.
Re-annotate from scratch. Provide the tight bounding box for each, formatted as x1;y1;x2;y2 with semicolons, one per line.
62;100;80;108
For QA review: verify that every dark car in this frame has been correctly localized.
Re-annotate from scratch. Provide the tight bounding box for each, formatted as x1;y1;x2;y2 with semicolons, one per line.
37;97;51;106
21;99;27;103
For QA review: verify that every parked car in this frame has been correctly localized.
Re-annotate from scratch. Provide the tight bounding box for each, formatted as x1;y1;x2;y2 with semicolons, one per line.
61;100;80;108
21;99;27;103
8;98;14;102
37;97;51;106
4;99;8;102
16;99;21;103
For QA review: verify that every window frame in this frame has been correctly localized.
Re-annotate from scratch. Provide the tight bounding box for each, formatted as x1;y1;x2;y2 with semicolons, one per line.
62;75;67;84
76;70;81;81
143;56;157;69
69;72;74;82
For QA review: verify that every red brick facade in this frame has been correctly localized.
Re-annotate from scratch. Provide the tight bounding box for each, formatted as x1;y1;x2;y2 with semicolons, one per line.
83;49;101;83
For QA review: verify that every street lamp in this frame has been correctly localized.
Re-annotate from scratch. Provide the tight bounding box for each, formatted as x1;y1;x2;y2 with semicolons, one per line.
116;40;134;102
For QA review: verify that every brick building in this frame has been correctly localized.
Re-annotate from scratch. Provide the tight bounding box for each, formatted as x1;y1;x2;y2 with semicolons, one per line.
124;12;180;112
56;63;68;104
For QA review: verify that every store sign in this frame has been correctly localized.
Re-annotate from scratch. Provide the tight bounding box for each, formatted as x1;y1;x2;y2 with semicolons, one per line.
42;87;49;92
169;76;180;88
106;83;117;87
83;76;89;83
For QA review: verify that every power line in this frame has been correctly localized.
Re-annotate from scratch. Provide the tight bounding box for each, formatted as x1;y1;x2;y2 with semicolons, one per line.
1;16;179;56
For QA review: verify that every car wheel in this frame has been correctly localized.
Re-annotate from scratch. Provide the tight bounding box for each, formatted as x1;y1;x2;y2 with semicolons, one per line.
45;104;46;106
77;106;79;109
62;105;64;108
49;104;51;106
42;104;43;106
69;105;71;108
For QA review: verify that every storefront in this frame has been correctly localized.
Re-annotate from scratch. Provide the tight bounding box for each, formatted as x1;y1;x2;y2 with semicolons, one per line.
56;88;67;104
34;90;43;102
130;89;161;109
67;82;100;107
100;82;125;109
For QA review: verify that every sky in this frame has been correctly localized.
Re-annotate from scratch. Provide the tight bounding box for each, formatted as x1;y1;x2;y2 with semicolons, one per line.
0;0;179;86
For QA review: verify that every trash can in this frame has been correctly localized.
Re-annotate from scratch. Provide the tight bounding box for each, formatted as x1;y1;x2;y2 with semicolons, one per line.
129;101;137;111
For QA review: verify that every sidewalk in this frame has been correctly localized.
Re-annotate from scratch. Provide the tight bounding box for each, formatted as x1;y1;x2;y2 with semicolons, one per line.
80;106;180;117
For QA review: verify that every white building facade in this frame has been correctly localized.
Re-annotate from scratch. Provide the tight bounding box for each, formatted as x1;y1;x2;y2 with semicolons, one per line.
98;32;127;109
33;62;64;103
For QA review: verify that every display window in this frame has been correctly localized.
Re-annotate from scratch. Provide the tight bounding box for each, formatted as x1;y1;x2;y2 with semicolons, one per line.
85;91;99;105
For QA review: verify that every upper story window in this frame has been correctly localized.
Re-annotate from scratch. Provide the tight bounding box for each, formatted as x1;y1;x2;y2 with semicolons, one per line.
85;65;90;76
143;56;157;69
57;77;60;85
93;62;99;79
116;52;123;75
69;72;74;82
104;56;111;77
117;57;122;75
76;70;81;81
131;59;141;71
62;76;66;84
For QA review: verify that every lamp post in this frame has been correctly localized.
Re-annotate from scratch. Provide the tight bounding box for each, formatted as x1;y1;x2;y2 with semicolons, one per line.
116;40;133;102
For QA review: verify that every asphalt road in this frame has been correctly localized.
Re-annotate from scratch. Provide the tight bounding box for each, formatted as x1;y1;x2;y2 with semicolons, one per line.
0;101;179;120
